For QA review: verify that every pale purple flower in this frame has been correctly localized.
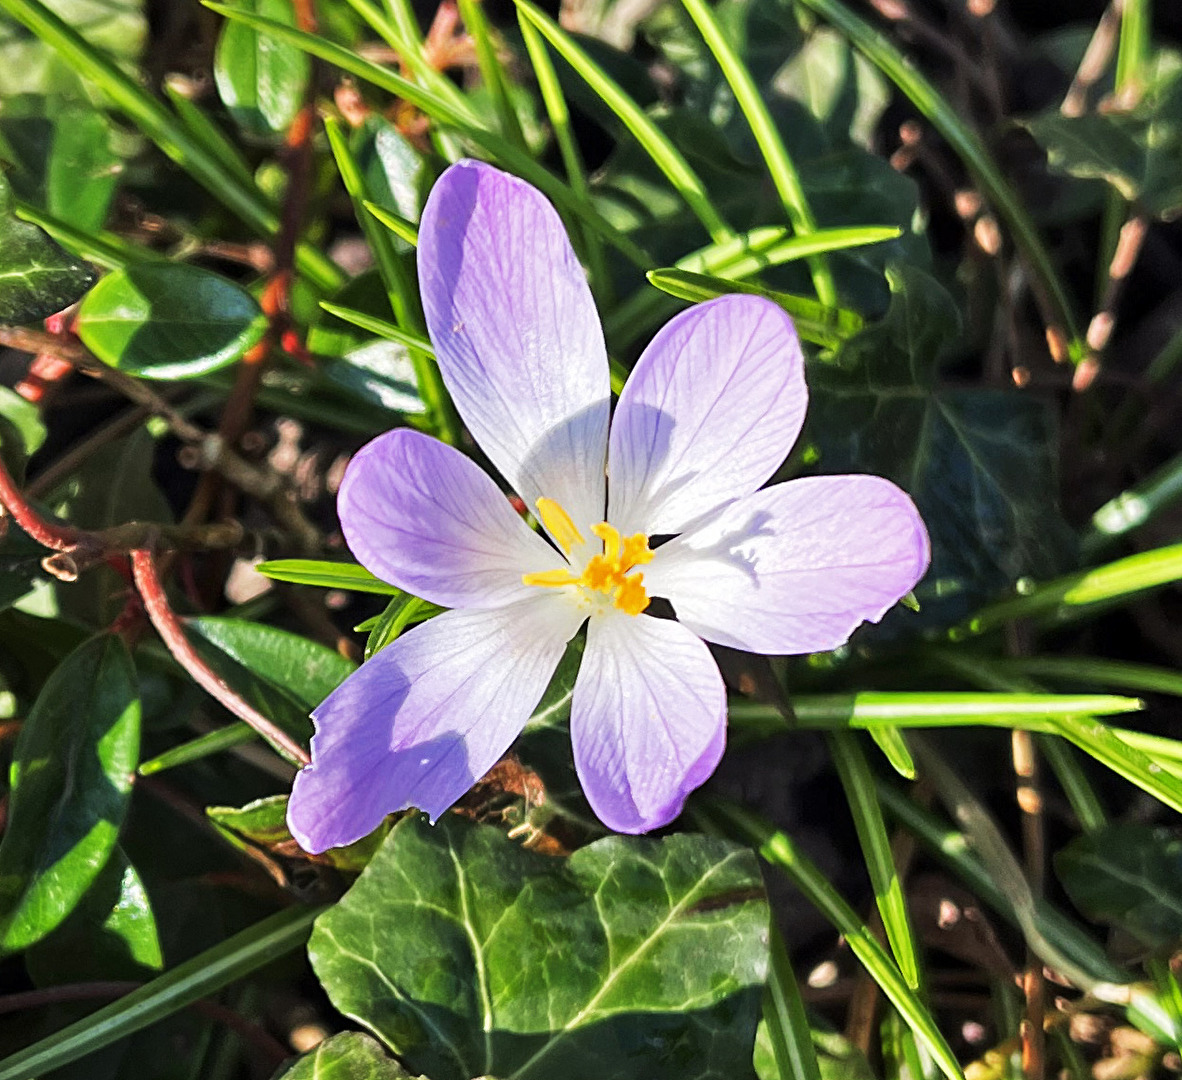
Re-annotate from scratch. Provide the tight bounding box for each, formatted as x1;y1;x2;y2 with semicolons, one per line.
287;160;930;852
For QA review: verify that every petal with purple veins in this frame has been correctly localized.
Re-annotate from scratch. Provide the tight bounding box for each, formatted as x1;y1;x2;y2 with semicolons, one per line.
288;598;584;853
339;427;567;610
645;475;930;655
419;160;610;534
608;295;806;536
570;612;726;834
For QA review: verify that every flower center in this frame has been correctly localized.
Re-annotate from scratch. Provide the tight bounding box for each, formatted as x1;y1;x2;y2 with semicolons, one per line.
522;497;653;616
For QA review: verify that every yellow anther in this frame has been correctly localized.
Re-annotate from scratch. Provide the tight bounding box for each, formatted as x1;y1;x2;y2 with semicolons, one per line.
535;497;584;555
613;573;650;616
522;568;580;588
523;502;655;616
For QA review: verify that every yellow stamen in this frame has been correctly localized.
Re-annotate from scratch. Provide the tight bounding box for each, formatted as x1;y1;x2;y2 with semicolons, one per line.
535;497;584;554
522;568;580;588
524;499;654;616
613;573;650;616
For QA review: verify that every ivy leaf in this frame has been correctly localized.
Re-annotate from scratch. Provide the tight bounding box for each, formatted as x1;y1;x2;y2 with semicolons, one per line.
808;265;1076;621
310;815;769;1080
1024;69;1182;220
1055;823;1182;947
272;1032;424;1079
0;173;96;324
75;263;267;379
0;633;141;953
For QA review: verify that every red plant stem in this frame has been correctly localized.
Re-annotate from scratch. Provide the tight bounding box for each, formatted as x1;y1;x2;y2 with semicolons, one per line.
0;452;81;552
130;546;311;767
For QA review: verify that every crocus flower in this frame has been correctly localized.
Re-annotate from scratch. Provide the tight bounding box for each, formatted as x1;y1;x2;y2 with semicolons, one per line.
287;159;929;852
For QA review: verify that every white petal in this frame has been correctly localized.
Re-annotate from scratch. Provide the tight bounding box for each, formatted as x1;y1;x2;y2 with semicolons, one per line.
571;612;726;833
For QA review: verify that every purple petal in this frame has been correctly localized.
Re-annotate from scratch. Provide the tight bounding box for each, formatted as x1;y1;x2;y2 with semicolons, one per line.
645;475;930;655
339;427;566;609
571;613;726;833
419;160;610;534
288;598;583;852
607;295;806;535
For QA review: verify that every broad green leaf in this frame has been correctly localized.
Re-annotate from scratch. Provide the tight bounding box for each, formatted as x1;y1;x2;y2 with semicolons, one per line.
352;120;427;242
213;0;310;135
0;905;323;1080
25;847;162;984
208;794;392;874
808;265;1076;621
255;558;404;594
326;340;427;416
0;0;145;99
0;96;122;232
1055;824;1182;948
0;173;96;324
0;633;140;953
310;815;769;1080
186;617;355;714
273;1032;423;1079
0;384;46;457
76;264;267;379
1024;70;1182;220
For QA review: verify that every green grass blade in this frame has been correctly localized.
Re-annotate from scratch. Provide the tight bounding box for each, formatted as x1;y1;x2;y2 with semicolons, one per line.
517;12;609;298
1082;451;1182;558
1035;735;1107;832
319;301;435;355
795;0;1084;362
457;0;527;148
162;76;258;191
678;0;836;305
763;926;824;1080
323;117;455;442
728;692;1142;735
829;731;923;989
0;906;324;1080
0;0;341;291
513;0;731;244
869;725;917;780
646;268;861;349
13;202;163;270
876;782;1128;986
1054;714;1182;815
138;724;256;775
363;199;420;247
953;542;1182;637
204;0;653;269
994;655;1182;698
703;798;964;1080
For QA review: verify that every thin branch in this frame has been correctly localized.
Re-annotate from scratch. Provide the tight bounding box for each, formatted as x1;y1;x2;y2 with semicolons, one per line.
130;545;311;767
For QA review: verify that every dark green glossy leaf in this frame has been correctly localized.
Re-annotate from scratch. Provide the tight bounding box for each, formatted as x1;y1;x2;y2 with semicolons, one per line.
326;340;426;416
76;263;267;379
255;558;404;594
214;0;310;135
808;265;1076;621
308;271;396;359
0;384;45;457
0;0;146;99
207;793;391;874
272;1032;423;1079
1024;70;1182;220
0;173;96;324
25;846;162;984
186;616;355;713
0;633;140;953
351;118;427;253
0;95;121;232
310;815;769;1080
1055;824;1182;947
